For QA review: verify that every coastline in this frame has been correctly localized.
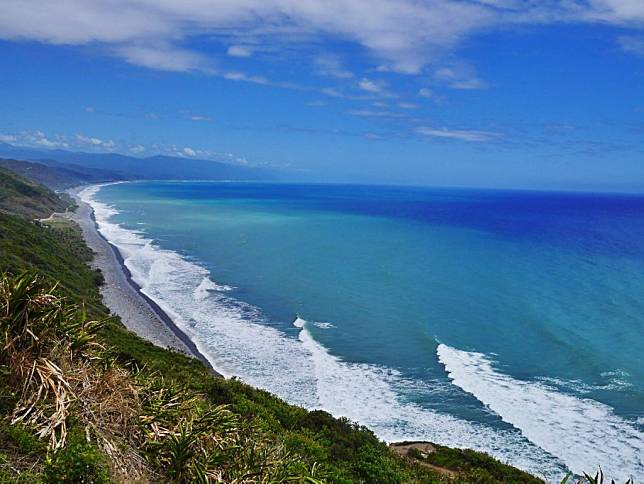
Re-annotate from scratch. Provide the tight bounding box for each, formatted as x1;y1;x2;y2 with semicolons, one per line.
66;186;221;376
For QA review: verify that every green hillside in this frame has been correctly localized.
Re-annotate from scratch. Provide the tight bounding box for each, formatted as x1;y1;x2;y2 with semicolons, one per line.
0;166;68;218
0;169;545;483
0;158;123;190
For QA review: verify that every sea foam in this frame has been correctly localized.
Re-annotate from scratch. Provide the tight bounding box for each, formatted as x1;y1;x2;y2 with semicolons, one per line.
80;184;595;480
293;318;564;479
437;343;644;480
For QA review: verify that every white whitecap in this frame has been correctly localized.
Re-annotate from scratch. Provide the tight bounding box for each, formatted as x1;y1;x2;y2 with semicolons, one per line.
194;277;233;300
437;343;644;480
294;318;564;480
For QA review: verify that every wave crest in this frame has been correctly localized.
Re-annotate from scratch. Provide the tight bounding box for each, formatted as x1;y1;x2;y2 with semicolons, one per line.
437;343;644;480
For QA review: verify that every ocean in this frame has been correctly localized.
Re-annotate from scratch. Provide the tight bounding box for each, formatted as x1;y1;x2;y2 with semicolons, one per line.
80;181;644;480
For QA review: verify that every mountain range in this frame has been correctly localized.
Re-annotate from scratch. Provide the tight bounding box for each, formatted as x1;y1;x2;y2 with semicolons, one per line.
0;143;278;189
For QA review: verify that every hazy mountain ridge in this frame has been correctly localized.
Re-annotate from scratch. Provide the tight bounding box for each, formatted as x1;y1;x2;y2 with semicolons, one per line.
0;158;124;190
0;143;279;183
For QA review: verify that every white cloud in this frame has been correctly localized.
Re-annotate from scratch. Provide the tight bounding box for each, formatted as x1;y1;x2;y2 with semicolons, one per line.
399;102;419;109
23;130;69;148
185;113;212;122
0;134;17;143
618;35;644;55
227;44;253;57
223;71;269;84
183;147;197;156
77;134;103;145
418;87;433;98
0;0;493;74
358;78;385;94
76;134;117;149
314;54;354;78
347;109;407;118
364;132;385;140
435;64;487;90
130;144;146;154
416;126;502;142
2;130;69;149
1;1;644;80
116;43;212;72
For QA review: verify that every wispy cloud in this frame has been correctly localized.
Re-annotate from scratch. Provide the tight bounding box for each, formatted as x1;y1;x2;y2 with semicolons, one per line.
618;35;644;56
76;134;116;149
20;130;69;148
314;54;354;79
416;126;502;142
116;43;213;72
347;109;407;118
182;112;212;122
227;45;253;57
434;64;487;90
0;134;17;143
357;78;394;97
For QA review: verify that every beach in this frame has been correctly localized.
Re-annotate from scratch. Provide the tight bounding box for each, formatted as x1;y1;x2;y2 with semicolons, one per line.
64;187;219;374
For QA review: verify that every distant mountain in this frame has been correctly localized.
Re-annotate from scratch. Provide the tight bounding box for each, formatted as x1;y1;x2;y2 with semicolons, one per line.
0;158;123;190
0;165;68;218
0;143;278;182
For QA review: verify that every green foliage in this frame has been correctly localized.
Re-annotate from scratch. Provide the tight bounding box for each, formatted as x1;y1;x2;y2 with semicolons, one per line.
0;454;43;484
0;213;104;316
0;166;67;219
2;424;47;455
422;443;541;483
43;430;109;484
0;272;106;359
0;272;109;450
581;469;633;484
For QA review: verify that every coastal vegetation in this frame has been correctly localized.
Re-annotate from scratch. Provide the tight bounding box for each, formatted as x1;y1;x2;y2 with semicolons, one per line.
0;166;628;483
0;166;69;219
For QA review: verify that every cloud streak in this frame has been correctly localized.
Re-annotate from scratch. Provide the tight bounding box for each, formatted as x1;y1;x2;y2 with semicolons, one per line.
416;126;502;142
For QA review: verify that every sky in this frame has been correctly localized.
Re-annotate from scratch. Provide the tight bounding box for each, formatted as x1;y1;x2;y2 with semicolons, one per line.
1;0;644;191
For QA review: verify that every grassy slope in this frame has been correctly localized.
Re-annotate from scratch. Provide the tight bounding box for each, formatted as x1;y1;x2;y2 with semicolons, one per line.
0;166;68;218
0;173;542;483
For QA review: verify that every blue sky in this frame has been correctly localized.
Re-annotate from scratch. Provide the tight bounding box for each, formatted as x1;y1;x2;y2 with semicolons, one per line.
1;0;644;191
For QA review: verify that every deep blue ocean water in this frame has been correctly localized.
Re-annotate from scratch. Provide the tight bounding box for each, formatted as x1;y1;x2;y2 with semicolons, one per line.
82;181;644;480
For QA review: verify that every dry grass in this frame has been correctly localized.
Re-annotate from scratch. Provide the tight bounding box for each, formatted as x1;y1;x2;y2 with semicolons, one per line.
1;273;323;483
0;273;153;480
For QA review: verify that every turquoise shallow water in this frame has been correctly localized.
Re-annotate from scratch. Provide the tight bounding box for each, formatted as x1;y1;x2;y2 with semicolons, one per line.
83;181;644;480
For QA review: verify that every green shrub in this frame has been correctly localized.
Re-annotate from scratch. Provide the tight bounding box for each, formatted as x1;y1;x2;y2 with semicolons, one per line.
2;424;47;455
43;431;109;484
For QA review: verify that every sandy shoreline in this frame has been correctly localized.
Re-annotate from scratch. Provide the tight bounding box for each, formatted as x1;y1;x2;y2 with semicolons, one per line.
64;186;220;376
